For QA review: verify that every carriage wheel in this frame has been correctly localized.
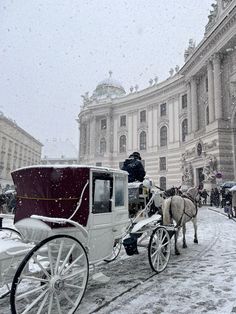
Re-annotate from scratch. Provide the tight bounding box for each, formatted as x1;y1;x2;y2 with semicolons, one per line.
0;227;22;239
148;226;171;273
104;238;122;263
10;234;89;314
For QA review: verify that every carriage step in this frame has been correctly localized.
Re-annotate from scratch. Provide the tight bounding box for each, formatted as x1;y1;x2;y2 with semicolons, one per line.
92;272;110;283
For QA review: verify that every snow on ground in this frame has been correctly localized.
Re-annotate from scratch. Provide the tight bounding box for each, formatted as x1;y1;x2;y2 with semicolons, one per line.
0;207;236;313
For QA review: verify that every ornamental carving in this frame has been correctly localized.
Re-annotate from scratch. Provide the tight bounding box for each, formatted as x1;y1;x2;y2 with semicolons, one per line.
181;154;193;186
203;154;218;183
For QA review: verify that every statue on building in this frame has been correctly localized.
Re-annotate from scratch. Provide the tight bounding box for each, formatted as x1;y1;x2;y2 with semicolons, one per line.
203;155;217;182
81;92;90;106
184;39;196;62
181;154;193;186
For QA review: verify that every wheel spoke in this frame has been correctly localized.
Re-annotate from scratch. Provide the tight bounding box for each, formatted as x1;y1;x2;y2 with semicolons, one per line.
64;283;84;290
16;285;49;301
62;253;84;274
58;244;76;274
55;293;63;314
55;240;64;274
62;268;87;280
47;291;54;314
62;291;76;307
32;256;51;279
36;292;49;314
21;275;49;283
21;288;49;314
47;243;55;276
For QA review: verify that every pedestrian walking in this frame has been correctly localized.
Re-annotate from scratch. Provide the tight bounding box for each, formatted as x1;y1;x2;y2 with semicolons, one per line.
210;188;215;206
214;188;220;207
231;190;236;218
201;189;209;205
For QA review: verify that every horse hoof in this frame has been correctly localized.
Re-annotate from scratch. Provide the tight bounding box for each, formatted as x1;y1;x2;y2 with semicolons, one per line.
194;239;198;244
175;251;180;255
183;244;187;249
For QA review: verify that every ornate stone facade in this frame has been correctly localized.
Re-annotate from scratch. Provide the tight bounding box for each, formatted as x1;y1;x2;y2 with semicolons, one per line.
78;1;236;189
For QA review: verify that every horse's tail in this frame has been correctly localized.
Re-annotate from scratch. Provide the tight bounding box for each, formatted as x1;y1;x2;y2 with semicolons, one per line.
162;197;172;225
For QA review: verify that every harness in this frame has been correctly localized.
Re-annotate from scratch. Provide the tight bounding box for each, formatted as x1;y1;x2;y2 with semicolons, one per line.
169;193;198;229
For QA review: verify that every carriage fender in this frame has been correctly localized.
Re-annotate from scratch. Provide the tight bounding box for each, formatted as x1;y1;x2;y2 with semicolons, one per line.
131;214;161;233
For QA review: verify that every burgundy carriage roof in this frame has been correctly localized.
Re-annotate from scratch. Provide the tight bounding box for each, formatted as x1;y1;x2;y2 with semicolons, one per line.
11;166;92;228
12;165;127;229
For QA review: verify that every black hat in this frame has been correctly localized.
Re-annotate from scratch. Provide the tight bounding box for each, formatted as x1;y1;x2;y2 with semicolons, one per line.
131;152;141;160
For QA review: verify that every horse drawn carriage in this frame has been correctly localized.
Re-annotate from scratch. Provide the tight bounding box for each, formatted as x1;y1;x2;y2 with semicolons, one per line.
0;165;175;313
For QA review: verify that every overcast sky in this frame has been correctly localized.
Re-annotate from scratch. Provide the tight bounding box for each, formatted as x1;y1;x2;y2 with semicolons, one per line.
0;0;213;149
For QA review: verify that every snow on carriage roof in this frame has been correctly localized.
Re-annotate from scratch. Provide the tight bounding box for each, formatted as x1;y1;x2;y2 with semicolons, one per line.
11;164;128;175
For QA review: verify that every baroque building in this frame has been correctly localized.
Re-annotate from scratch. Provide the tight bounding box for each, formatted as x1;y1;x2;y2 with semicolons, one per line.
78;0;236;190
0;112;42;186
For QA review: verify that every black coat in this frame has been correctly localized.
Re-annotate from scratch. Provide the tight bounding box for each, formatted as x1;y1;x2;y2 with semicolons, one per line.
122;158;146;183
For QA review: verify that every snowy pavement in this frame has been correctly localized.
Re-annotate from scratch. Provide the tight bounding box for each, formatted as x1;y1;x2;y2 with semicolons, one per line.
0;207;236;313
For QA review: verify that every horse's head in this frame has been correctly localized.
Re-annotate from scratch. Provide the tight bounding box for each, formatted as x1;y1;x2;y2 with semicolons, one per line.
186;186;201;205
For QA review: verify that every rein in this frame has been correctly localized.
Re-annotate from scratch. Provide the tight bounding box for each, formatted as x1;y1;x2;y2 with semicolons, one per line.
174;193;198;228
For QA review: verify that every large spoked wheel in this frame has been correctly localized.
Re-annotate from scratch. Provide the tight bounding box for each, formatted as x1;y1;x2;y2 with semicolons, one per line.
104;238;122;263
10;234;89;314
148;226;171;273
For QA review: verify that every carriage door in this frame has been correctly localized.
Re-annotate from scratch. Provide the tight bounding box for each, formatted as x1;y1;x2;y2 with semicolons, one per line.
87;172;113;262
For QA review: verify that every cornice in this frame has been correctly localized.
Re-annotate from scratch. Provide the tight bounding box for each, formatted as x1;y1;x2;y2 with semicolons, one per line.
180;4;236;76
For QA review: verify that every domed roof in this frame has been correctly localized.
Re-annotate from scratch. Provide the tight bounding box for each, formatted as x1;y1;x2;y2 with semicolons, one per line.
93;71;126;99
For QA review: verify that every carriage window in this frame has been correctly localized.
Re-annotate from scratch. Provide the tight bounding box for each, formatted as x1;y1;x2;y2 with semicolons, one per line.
93;178;112;213
115;176;125;207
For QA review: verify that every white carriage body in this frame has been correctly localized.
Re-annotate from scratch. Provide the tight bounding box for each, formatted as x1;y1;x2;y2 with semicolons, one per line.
10;165;130;264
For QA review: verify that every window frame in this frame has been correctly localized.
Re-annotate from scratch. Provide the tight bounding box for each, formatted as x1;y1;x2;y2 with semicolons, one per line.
139;130;147;151
160;103;166;116
140;110;146;123
119;135;126;153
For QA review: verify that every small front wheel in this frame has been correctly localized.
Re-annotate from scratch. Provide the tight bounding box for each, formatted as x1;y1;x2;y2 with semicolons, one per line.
148;227;171;273
104;238;122;263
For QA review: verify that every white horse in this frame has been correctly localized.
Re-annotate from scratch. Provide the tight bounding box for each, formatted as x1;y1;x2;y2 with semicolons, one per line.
162;186;200;255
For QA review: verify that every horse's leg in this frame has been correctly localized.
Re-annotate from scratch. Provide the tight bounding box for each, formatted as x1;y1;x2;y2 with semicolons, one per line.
182;223;187;248
174;228;180;255
193;217;198;244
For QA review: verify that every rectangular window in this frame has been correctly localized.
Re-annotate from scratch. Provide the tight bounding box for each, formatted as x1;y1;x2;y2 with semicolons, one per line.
92;174;113;213
120;115;126;127
206;77;208;92
140;110;146;123
160;103;166;116
182;94;187;109
96;162;102;166
101;119;107;130
115;176;125;207
160;157;166;171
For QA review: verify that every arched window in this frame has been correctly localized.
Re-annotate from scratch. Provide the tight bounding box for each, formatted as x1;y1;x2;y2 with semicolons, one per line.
160;126;167;147
119;135;126;153
206;106;209;125
160;177;166;190
182;119;188;142
100;138;106;154
139;131;146;150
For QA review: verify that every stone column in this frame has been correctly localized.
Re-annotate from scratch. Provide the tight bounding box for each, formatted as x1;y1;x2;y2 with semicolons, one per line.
89;116;95;156
213;53;223;120
186;82;192;134
207;60;215;123
190;77;198;132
